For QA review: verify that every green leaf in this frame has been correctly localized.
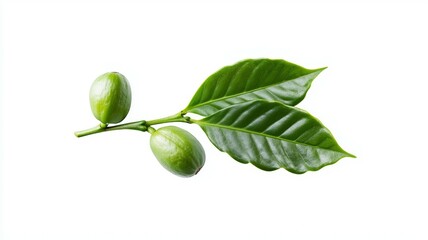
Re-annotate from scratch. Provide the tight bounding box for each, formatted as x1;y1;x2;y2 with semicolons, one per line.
195;100;355;174
184;59;326;116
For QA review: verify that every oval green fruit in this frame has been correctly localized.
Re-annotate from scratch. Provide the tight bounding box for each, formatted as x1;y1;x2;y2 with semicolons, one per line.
89;72;132;124
150;126;205;177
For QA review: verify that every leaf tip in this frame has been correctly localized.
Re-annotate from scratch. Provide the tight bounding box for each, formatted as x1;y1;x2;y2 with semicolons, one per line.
340;149;356;159
317;66;328;72
307;66;327;79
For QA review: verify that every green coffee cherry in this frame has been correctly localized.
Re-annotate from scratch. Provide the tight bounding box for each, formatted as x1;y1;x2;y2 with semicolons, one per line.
150;126;205;177
89;72;132;124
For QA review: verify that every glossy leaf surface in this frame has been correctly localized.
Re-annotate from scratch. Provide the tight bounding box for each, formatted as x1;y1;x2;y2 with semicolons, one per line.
195;100;354;173
185;59;325;116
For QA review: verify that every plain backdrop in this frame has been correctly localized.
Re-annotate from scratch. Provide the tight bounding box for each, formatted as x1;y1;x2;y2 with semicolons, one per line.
1;0;428;239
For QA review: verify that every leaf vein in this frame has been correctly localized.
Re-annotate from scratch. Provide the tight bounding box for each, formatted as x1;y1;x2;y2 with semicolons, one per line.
186;70;321;112
197;121;346;155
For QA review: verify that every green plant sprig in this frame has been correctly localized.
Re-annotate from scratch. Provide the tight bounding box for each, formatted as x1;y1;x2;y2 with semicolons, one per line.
75;58;355;177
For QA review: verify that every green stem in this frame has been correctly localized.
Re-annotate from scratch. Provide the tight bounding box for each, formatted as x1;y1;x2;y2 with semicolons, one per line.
145;111;190;126
74;112;190;138
147;126;156;134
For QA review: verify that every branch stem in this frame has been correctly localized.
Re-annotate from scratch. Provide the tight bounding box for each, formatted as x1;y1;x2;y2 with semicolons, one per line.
74;112;190;138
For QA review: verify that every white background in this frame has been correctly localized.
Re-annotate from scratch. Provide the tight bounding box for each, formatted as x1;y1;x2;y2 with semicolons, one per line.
1;0;428;239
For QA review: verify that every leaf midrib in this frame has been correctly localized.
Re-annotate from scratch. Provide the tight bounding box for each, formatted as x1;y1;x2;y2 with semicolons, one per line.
195;119;348;155
185;69;323;113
